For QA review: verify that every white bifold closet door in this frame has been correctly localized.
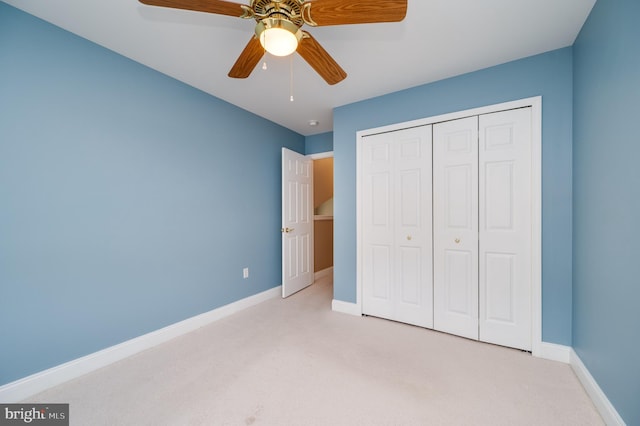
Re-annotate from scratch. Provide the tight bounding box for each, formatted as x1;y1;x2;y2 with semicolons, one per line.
433;116;480;340
433;108;532;350
361;125;433;328
478;108;532;351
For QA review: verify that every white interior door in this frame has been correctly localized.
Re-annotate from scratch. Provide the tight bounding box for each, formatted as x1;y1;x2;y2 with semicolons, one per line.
282;148;313;298
479;108;532;350
433;116;479;340
361;126;433;328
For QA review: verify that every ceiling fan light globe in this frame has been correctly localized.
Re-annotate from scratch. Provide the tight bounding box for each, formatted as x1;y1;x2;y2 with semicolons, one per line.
256;18;302;57
261;28;298;56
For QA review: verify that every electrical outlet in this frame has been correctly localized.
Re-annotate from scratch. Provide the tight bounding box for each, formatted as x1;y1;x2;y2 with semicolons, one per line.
243;268;249;279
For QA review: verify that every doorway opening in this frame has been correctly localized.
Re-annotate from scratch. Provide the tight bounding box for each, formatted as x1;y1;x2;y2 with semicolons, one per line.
311;153;334;283
281;149;334;299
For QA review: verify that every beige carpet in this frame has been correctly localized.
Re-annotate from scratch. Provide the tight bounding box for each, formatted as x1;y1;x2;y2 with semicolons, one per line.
27;276;603;425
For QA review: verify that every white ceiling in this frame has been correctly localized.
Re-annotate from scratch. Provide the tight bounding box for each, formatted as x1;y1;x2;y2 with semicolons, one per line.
3;0;596;136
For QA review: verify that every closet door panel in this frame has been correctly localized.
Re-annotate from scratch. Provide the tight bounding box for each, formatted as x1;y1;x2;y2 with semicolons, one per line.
398;246;421;305
362;126;433;328
444;249;475;314
393;126;433;328
395;129;433;327
362;136;395;319
396;168;423;309
479;108;532;351
433;117;479;340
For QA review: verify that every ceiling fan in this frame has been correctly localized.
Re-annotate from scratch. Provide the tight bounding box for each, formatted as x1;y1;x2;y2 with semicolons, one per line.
138;0;408;85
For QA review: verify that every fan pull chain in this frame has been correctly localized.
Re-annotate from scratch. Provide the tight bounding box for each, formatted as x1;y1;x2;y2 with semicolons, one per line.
289;56;294;102
262;31;268;70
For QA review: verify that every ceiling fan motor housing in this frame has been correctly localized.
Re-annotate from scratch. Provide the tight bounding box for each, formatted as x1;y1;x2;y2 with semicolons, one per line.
251;0;305;26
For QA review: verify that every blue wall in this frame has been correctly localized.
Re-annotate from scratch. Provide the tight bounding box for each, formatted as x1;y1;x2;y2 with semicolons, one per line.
333;48;574;345
0;3;304;385
305;132;333;155
5;4;638;421
573;0;640;424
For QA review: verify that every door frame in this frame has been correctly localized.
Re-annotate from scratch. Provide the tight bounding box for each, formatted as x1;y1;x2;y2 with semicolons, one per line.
356;97;542;356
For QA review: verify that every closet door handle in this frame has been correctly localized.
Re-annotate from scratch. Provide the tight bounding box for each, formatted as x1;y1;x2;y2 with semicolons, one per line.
455;238;461;244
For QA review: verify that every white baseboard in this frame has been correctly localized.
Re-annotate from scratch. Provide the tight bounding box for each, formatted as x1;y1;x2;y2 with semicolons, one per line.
314;267;334;281
538;342;571;363
0;286;282;403
331;299;361;316
570;349;625;426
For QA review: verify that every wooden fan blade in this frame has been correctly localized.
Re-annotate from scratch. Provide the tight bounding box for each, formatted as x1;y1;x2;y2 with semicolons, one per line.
138;0;245;17
306;0;407;26
228;36;264;79
297;32;347;85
